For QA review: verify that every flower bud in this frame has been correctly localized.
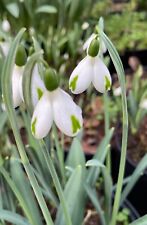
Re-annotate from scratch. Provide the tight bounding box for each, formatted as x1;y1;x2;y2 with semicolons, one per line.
15;44;27;66
88;38;99;57
43;68;60;91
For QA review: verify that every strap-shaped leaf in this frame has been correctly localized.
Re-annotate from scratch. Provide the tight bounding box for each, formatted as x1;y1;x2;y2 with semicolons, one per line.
121;153;147;205
55;166;86;225
129;215;147;225
86;128;114;185
0;210;30;225
66;138;85;169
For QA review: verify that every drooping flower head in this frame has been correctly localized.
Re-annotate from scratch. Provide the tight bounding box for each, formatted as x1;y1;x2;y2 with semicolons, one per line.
69;33;111;94
31;67;83;139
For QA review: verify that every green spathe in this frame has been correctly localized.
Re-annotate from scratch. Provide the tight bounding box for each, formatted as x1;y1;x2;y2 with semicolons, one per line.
88;38;99;57
44;68;59;91
71;115;81;134
15;44;27;66
69;75;78;91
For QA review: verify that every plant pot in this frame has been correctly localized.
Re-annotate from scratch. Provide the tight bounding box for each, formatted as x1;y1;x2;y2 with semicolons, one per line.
111;146;147;215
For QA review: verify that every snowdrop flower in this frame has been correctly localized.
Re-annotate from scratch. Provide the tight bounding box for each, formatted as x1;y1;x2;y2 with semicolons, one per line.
31;68;83;139
69;34;111;94
1;42;45;108
2;19;10;32
113;87;122;97
0;41;10;56
140;99;147;110
82;22;89;30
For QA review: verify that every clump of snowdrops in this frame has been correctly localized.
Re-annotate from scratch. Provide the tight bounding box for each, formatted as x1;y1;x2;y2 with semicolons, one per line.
1;17;147;225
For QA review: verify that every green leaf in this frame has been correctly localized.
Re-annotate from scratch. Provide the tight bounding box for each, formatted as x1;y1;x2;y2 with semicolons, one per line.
85;185;106;225
86;159;105;168
55;166;86;225
0;111;7;133
35;5;57;14
102;167;113;223
0;210;30;225
129;215;147;225
121;153;147;205
6;3;19;18
66;138;85;169
86;128;114;185
10;153;43;225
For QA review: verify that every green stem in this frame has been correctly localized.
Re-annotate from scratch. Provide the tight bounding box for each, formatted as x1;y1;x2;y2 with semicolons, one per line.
104;92;111;174
53;125;66;185
41;140;72;225
99;30;128;225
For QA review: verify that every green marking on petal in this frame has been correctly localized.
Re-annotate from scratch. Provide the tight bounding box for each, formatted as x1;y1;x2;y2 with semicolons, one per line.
31;117;37;135
69;75;78;91
71;115;81;134
105;75;111;91
37;88;43;100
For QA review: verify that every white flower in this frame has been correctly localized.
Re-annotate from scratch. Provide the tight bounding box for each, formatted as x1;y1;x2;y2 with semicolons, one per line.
2;19;10;32
31;88;83;139
69;56;111;94
140;99;147;110
113;87;122;97
0;41;45;108
82;22;89;30
69;34;111;94
0;41;10;56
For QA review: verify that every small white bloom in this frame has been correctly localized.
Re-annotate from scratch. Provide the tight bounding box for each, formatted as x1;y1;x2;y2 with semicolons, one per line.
31;88;83;139
140;99;147;110
113;87;122;97
82;22;89;30
70;34;111;94
0;41;10;56
69;56;111;94
2;19;10;32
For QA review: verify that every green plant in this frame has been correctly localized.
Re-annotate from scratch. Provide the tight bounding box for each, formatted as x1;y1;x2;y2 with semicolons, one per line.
0;15;147;225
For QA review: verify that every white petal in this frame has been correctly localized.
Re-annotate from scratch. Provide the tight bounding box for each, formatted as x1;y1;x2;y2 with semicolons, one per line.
31;92;53;139
31;64;46;107
0;41;10;56
69;56;93;94
52;88;83;137
12;65;23;108
83;33;97;51
92;57;112;93
2;20;10;32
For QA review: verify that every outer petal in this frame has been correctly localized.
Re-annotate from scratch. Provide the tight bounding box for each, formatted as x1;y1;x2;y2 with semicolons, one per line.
92;57;112;93
31;65;46;107
69;56;93;94
31;92;53;139
52;88;83;137
12;65;23;108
